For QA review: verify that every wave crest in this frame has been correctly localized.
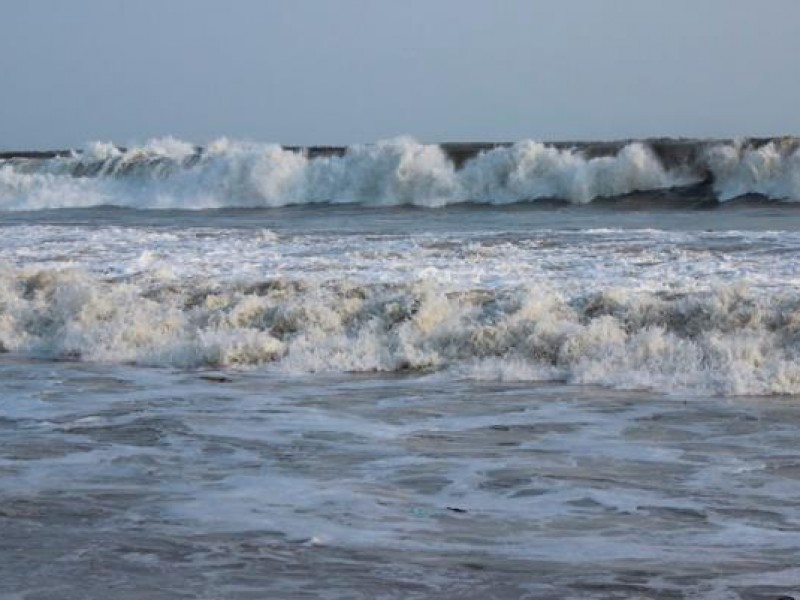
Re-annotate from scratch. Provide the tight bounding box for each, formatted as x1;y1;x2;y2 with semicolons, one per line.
2;136;799;210
3;267;800;395
706;140;800;201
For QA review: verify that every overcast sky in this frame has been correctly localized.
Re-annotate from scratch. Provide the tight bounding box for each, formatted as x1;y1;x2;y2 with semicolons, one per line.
1;0;799;148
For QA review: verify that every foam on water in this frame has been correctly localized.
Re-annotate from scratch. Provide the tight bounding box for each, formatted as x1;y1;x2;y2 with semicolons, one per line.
707;140;800;201
3;136;799;210
3;140;800;599
0;224;798;395
4;359;799;598
459;140;681;204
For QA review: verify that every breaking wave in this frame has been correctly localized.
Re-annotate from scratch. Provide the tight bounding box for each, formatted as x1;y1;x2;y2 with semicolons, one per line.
3;266;800;396
707;140;800;201
1;136;799;210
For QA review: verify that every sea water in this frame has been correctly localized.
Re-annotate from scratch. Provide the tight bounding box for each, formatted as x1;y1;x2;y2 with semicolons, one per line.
1;138;800;599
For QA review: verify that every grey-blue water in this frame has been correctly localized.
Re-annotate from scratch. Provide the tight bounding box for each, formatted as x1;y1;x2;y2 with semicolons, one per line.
2;166;800;597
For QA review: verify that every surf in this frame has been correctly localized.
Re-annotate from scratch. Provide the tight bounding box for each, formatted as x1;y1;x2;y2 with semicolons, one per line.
2;136;799;210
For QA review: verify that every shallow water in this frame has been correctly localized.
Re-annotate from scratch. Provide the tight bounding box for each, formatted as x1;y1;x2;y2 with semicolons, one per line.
1;358;799;599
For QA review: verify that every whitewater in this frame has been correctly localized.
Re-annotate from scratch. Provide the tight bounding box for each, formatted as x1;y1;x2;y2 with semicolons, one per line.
2;135;800;210
2;136;800;599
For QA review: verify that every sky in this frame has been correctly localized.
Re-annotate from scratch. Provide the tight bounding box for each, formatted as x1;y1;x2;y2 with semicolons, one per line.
1;0;799;148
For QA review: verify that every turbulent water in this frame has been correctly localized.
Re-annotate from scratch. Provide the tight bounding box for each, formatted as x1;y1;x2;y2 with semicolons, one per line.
2;135;800;210
2;137;800;599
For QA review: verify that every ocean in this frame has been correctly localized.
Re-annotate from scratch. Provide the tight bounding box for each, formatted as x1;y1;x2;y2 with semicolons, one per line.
1;137;800;599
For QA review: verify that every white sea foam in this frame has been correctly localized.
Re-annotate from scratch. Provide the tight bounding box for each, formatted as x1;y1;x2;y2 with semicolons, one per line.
459;141;683;203
1;262;799;395
0;221;798;396
0;136;713;210
706;140;800;201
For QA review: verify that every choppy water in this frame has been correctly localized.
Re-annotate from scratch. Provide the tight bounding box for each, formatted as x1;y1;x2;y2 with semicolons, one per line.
2;138;800;598
3;360;800;599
